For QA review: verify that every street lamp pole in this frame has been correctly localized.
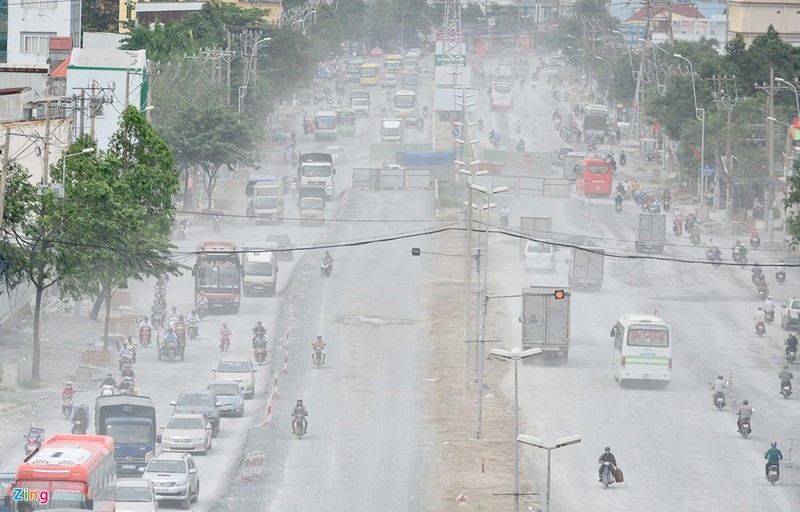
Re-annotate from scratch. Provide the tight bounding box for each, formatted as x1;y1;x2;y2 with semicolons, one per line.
674;54;705;203
490;347;542;512
517;434;582;512
775;78;800;118
60;147;96;195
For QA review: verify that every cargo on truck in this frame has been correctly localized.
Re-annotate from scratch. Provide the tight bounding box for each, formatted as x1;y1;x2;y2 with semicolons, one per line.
297;152;335;200
350;91;370;118
519;216;552;258
298;184;326;223
568;244;605;290
635;213;667;253
520;286;571;360
95;395;156;475
242;247;278;296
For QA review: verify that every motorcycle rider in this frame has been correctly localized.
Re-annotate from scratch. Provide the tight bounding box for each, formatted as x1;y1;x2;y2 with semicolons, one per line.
706;244;721;262
754;306;766;334
614;192;624;209
732;240;747;260
168;307;180;326
711;375;726;405
751;262;764;283
139;316;152;331
765;442;783;478
187;309;200;327
164;326;177;347
597;447;617;482
477;118;484;131
253;329;268;350
785;332;798;356
778;364;793;392
763;296;776;321
292;398;308;434
619;150;627;166
322;251;334;274
516;138;525;152
71;406;89;434
616;182;625;195
121;364;135;381
196;291;208;311
736;400;753;433
312;334;327;365
754;275;768;297
62;381;75;399
26;423;43;443
253;321;267;342
689;224;701;243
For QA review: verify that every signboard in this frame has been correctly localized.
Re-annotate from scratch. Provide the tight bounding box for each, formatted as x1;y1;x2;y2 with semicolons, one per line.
435;54;467;67
451;127;461;138
701;164;715;177
434;66;472;86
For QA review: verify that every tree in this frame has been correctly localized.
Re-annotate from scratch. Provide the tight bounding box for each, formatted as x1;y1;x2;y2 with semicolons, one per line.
82;0;120;33
784;159;800;245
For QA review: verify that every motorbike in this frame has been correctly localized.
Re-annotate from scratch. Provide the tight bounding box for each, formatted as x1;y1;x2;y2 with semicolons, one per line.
787;347;797;364
477;119;484;131
24;428;44;455
750;235;761;249
781;382;792;399
776;269;786;284
673;222;683;236
707;251;722;269
254;344;267;365
713;391;726;410
62;395;73;417
220;333;231;352
151;310;164;329
187;320;198;340
213;216;222;234
615;202;622;213
71;416;88;435
739;418;752;438
663;197;671;212
690;234;700;246
159;339;177;362
196;302;208;319
767;464;780;485
757;286;769;301
732;248;748;267
101;384;115;397
321;258;333;278
600;461;615;489
139;327;151;347
119;352;133;371
293;415;307;440
515;122;521;134
313;347;324;369
118;377;135;394
500;213;509;227
619;152;627;166
766;310;775;323
756;321;766;337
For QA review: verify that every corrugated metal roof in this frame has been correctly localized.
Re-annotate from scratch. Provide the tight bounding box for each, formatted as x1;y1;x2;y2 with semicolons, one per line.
49;37;74;51
0;64;50;73
0;88;28;96
52;57;70;79
67;48;147;70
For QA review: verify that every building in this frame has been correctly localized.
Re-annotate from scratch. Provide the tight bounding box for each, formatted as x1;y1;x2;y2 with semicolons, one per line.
728;0;800;44
82;32;127;51
0;114;73;185
121;0;281;32
7;0;81;65
65;48;147;150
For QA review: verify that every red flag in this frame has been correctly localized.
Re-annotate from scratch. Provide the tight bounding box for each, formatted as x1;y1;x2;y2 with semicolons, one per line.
690;145;701;160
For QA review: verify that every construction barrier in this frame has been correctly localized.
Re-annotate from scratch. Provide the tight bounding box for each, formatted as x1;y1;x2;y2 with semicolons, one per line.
239;451;265;479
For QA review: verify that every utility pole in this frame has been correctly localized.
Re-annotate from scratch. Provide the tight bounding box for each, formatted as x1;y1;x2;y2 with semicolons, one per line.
43;102;51;185
768;68;776;244
0;128;11;230
712;75;740;215
227;32;233;106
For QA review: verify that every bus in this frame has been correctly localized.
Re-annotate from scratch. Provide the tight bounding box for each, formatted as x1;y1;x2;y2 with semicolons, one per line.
610;315;672;383
360;63;380;86
490;82;514;111
4;435;116;511
345;59;363;83
393;90;417;118
193;241;243;313
585;103;610;117
575;158;613;196
313;111;338;141
383;55;403;74
335;108;356;136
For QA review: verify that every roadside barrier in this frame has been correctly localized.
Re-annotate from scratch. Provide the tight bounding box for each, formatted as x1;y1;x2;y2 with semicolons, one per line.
239;451;265;479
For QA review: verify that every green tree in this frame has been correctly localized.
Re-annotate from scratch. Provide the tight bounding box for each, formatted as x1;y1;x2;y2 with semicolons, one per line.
784;159;800;245
82;0;120;33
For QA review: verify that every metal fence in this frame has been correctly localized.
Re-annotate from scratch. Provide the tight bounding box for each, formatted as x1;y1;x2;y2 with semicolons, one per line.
352;168;432;190
466;174;571;198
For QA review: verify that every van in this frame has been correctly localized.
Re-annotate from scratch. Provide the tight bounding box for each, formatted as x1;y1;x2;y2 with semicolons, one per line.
381;119;403;143
242;250;278;296
524;241;556;272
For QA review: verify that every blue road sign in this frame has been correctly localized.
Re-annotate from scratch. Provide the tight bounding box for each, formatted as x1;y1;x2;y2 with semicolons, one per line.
702;164;715;177
452;127;461;138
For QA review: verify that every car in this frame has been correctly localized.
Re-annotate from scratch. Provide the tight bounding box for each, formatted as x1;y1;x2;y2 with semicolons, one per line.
382;73;398;88
404;111;420;127
140;452;199;510
553;146;575;165
370;47;384;58
169;391;221;437
524;241;557;272
207;381;244;417
158;413;213;455
781;298;800;329
325;145;347;164
265;233;295;261
116;477;161;512
212;356;257;399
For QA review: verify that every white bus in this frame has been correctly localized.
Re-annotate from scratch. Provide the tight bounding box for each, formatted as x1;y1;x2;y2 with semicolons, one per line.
610;314;672;383
393;90;417;118
490;82;513;111
313;110;338;141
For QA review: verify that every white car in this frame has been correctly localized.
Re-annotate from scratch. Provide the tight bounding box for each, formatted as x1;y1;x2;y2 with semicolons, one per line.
524;241;556;272
116;478;161;512
158;413;212;455
212;356;257;399
781;298;800;330
325;145;347;164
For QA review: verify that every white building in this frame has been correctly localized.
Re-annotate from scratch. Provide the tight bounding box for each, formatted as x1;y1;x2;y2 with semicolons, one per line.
65;48;148;150
7;0;82;66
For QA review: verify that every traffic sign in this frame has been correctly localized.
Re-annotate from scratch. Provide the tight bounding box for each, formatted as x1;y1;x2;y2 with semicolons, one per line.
451;127;461;138
701;164;715;177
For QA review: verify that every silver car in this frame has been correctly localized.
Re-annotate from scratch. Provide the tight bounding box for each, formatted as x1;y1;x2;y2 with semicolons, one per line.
140;452;199;510
212;356;257;398
116;478;161;512
207;381;244;417
158;414;212;454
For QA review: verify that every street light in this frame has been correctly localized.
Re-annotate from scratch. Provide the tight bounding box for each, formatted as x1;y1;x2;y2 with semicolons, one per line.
674;53;706;202
60;147;96;196
518;434;582;512
775;78;800;118
468;183;507;440
490;347;542;512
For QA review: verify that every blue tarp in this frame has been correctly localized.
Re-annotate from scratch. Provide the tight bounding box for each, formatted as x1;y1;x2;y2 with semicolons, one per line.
395;151;456;167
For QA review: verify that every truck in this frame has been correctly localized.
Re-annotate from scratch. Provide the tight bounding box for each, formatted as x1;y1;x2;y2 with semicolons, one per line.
250;179;284;222
95;395;157;476
298;152;335;200
350;90;370;118
381;118;403;143
519;216;551;259
562;151;587;181
583;115;608;143
242;248;278;296
568;245;605;290
298;184;327;223
520;286;571;361
635;213;667;253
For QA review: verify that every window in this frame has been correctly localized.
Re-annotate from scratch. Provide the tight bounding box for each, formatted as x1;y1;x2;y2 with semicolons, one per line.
22;33;52;54
22;0;56;8
627;328;670;348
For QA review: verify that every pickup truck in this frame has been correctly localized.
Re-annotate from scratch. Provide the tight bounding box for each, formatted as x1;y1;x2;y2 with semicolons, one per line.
781;298;800;330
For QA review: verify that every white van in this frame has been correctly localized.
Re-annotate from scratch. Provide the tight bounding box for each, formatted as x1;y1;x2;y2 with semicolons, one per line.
381;119;403;143
610;315;672;383
524;241;556;272
242;250;278;296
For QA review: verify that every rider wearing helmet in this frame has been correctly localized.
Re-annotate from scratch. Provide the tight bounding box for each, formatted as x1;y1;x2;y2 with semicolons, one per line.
101;373;116;388
62;381;75;398
312;334;327;364
779;364;794;390
711;375;726;405
737;400;753;433
292;398;308;434
765;442;783;478
786;332;799;356
253;321;267;344
597;447;617;482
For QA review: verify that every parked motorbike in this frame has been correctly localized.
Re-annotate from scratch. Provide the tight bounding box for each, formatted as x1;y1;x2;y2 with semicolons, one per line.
313;347;324;369
750;235;761;249
187;321;198;340
62;395;73;417
781;382;792;399
321;258;333;278
767;464;780;485
756;321;766;337
254;344;267;365
739;418;752;438
292;415;307;440
600;461;615;489
220;333;231;352
776;269;786;284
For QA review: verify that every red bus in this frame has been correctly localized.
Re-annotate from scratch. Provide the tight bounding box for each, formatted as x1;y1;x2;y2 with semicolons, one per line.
575;158;613;196
192;241;243;313
4;435;116;511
